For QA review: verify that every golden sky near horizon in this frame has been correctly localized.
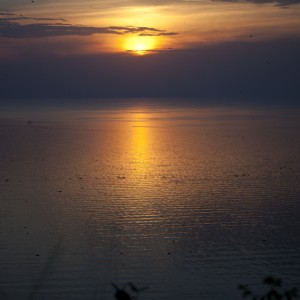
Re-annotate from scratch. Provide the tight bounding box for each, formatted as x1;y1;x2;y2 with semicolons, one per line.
1;0;300;56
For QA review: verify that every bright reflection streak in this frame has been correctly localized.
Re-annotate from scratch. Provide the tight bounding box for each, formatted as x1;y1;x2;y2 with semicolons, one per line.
130;113;151;175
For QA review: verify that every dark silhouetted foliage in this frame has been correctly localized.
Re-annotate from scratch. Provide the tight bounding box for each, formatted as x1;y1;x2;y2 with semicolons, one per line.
239;276;298;300
112;282;148;300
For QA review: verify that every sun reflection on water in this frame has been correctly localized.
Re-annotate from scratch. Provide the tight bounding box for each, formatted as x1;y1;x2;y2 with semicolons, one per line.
129;112;152;178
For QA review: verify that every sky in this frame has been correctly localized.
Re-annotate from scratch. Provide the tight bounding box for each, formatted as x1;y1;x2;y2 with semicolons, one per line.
0;0;299;106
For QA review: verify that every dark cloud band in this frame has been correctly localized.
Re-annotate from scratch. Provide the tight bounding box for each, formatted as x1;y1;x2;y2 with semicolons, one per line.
0;13;178;39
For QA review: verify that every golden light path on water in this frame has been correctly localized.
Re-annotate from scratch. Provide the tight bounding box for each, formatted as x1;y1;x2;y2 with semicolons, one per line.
130;117;150;174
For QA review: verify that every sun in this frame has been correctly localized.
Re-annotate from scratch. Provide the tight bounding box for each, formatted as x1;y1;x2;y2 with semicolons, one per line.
121;36;158;55
133;43;148;55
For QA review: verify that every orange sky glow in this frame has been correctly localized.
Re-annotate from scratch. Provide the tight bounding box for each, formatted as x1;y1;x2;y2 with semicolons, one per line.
1;0;300;57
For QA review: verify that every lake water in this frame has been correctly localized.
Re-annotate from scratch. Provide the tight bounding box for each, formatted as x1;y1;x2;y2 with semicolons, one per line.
0;103;300;300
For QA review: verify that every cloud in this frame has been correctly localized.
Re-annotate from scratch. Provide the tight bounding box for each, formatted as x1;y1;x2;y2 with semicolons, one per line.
0;12;15;16
0;12;178;39
139;32;178;36
126;47;174;53
106;26;163;34
184;0;300;7
103;0;300;7
0;12;67;21
144;0;300;6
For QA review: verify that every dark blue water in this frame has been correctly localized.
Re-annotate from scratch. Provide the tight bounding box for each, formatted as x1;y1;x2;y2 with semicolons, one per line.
0;104;299;299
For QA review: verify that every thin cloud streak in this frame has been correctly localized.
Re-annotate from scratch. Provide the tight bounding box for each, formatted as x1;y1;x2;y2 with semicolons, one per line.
139;32;178;36
184;0;300;6
0;12;66;21
88;0;300;7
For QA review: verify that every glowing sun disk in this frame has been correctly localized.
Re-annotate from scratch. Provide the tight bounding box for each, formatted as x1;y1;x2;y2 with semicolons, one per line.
122;36;157;55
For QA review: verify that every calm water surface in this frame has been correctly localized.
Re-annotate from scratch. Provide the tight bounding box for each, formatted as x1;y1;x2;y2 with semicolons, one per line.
0;104;300;299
